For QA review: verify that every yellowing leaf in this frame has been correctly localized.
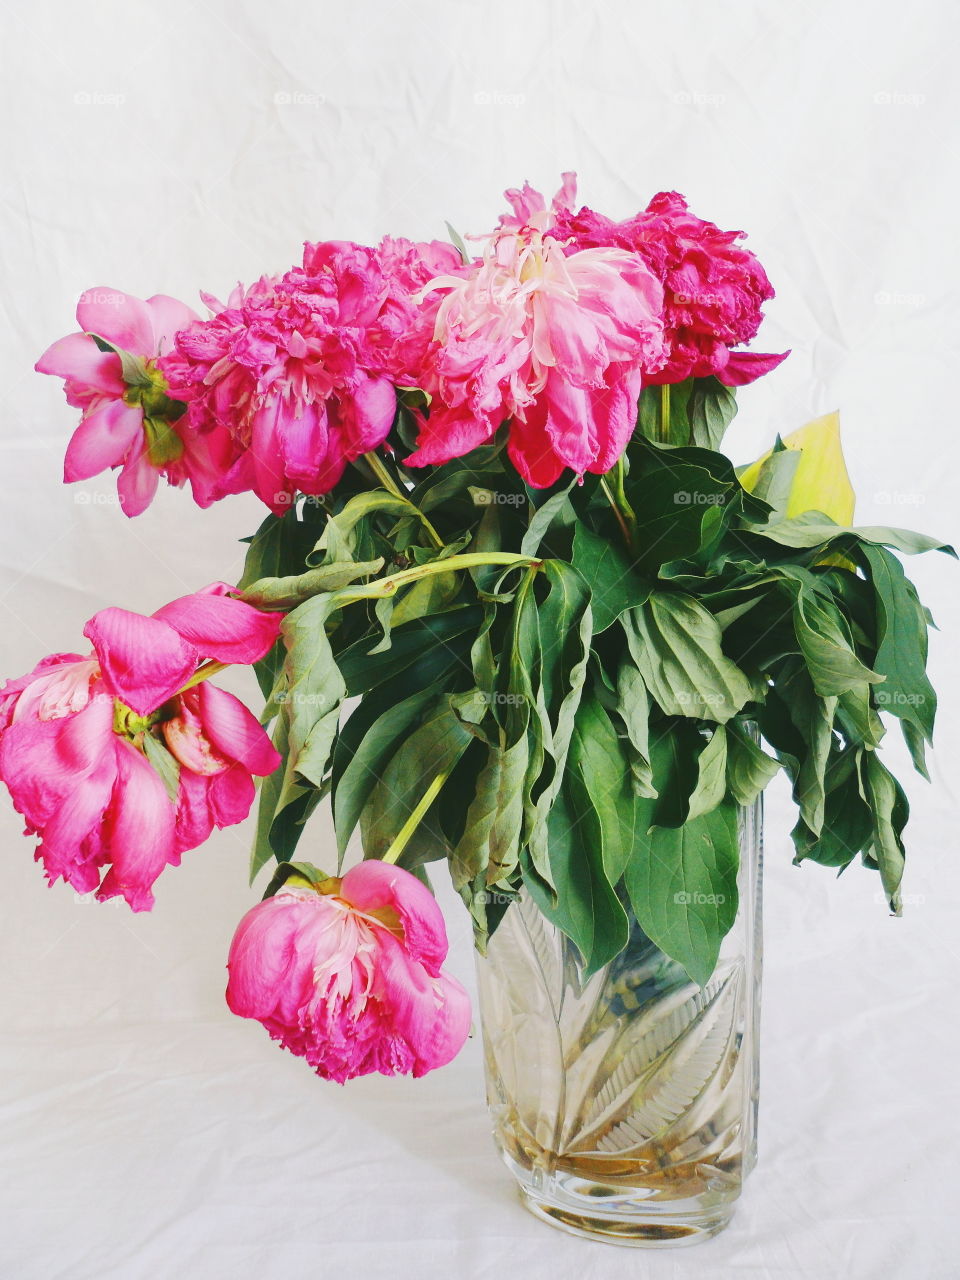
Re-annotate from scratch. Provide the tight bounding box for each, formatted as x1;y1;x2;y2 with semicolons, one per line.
740;411;855;525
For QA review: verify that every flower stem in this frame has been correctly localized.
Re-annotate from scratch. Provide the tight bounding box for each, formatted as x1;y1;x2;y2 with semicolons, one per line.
340;551;539;605
601;476;632;545
361;451;444;550
658;384;671;444
175;660;229;695
382;771;450;865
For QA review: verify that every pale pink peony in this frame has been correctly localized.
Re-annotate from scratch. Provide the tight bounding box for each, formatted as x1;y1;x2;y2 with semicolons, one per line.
36;288;236;516
159;238;460;514
404;184;667;487
0;585;281;910
226;862;472;1083
551;185;788;386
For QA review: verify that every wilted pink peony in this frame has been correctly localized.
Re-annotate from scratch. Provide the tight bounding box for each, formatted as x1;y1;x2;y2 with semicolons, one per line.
159;238;461;514
0;585;281;910
404;182;667;487
552;185;787;386
36;288;236;515
226;862;472;1083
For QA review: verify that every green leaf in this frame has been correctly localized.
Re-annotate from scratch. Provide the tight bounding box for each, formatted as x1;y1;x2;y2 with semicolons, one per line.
261;860;327;899
240;559;384;610
858;543;936;745
686;377;739;450
142;732;181;804
525;562;593;880
791;746;871;869
444;220;471;265
360;701;474;862
745;512;956;557
726;721;780;807
453;731;529;891
624;800;740;987
861;752;908;913
792;585;882;697
685;725;727;822
571;524;648;632
523;781;629;977
520;480;576;556
615;662;656;797
569;694;640;885
332;688;437;860
276;592;347;807
746;443;801;517
621;592;753;723
628;461;733;574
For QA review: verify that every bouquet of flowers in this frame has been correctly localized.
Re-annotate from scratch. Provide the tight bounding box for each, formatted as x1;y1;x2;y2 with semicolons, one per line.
4;174;951;1089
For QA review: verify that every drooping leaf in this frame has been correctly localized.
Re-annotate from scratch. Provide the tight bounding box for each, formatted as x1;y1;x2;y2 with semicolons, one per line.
725;720;781;807
624;799;740;987
571;523;648;632
621;592;753;723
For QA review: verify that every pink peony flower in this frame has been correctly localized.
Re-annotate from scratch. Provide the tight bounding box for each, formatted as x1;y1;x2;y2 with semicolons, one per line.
226;861;472;1083
159;238;460;514
551;185;788;386
36;288;236;516
0;585;282;910
404;184;667;487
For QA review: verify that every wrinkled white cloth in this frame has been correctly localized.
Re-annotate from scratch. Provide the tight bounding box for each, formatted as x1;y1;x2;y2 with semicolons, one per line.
1;1;958;1277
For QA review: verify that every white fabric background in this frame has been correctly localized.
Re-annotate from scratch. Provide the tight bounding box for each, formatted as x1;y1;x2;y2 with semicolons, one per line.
1;2;958;1277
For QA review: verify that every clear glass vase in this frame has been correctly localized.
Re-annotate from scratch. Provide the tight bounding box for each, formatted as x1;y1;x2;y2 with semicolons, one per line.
475;801;763;1248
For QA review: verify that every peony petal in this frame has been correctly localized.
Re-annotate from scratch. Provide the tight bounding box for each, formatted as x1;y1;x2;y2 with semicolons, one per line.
84;608;198;715
116;446;160;517
341;860;450;977
152;583;282;665
145;295;199;354
63;399;144;482
76;288;155;355
97;738;176;911
35;333;125;395
372;933;472;1075
193;681;282;775
716;348;790;387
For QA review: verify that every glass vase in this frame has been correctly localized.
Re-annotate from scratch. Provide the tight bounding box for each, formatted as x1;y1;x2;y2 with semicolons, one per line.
475;800;763;1248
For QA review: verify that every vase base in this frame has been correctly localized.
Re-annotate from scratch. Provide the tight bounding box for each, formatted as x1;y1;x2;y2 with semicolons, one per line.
517;1185;735;1249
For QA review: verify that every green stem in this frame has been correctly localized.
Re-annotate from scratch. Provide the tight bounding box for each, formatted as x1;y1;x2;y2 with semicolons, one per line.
600;477;632;549
658;384;671;444
339;551;539;606
175;660;229;694
382;771;450;865
361;451;444;550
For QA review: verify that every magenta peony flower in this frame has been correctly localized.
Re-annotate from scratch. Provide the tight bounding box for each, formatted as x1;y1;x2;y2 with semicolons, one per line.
0;584;282;910
159;238;460;514
226;862;472;1083
36;288;236;516
552;185;788;386
404;184;667;487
